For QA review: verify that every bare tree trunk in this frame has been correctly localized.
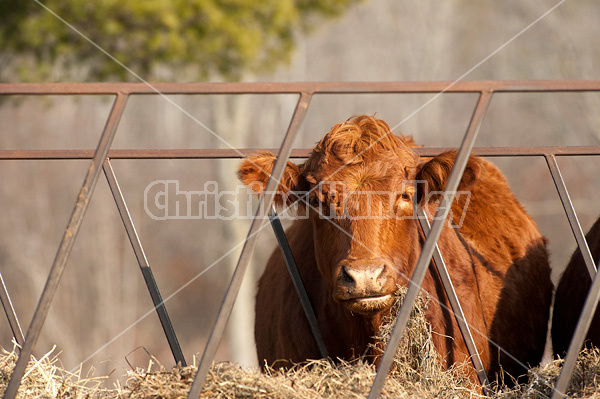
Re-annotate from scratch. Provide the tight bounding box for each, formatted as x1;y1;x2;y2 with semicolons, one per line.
212;94;257;367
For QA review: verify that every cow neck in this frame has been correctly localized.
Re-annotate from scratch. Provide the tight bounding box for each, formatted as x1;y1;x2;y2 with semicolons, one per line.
413;216;492;333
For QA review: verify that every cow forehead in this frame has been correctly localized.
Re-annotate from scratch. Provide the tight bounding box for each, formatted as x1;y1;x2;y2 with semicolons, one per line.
300;115;419;204
304;155;406;190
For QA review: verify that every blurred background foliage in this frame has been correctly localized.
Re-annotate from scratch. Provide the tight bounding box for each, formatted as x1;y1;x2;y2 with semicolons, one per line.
0;0;360;81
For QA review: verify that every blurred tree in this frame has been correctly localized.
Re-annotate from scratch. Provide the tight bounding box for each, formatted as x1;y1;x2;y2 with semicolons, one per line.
0;0;361;81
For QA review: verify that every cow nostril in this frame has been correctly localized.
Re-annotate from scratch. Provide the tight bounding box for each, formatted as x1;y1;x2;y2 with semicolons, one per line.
337;262;392;295
375;264;387;282
340;266;355;284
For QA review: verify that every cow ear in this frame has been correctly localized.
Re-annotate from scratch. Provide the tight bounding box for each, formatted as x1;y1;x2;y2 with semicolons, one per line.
415;151;482;205
237;152;303;204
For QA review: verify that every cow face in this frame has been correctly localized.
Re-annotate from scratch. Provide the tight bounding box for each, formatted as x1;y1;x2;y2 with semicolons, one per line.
303;164;417;317
301;121;422;317
239;116;420;317
238;115;479;318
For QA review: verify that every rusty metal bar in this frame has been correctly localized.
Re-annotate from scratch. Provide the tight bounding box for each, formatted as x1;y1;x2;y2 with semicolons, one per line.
546;154;599;398
368;90;493;399
103;159;186;366
269;207;330;360
0;149;314;160
416;207;490;391
545;155;597;278
0;271;24;348
3;146;600;161
186;92;313;399
551;261;600;398
2;80;600;95
2;93;128;399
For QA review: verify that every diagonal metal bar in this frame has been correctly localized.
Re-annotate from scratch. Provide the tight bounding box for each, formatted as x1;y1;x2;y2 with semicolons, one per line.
2;93;128;399
546;154;600;398
416;207;490;391
103;159;187;366
545;155;597;278
0;271;24;348
269;206;330;359
551;260;600;398
368;90;493;399
186;92;313;399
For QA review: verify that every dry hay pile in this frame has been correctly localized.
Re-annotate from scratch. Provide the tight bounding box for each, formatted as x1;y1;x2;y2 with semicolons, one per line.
494;348;600;399
0;345;112;398
122;287;478;398
2;289;600;398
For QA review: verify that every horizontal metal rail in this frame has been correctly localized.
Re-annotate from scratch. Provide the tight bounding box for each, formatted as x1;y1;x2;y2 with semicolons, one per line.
2;80;600;95
2;146;600;160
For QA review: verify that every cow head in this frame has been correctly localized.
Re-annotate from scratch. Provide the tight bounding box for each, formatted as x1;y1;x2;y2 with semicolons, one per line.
238;115;480;318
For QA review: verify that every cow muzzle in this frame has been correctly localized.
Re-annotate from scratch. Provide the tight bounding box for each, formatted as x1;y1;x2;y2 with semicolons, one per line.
333;259;395;316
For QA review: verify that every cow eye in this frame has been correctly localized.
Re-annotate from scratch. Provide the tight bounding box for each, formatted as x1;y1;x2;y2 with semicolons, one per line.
401;192;410;200
310;195;321;207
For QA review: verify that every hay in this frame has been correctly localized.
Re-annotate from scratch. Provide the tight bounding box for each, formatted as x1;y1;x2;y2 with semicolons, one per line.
373;286;441;378
3;290;600;398
122;357;478;399
119;288;480;399
368;286;480;397
495;348;600;399
0;288;480;398
0;344;111;398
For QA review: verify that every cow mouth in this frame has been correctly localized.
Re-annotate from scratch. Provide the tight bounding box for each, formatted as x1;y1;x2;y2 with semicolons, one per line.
345;294;394;315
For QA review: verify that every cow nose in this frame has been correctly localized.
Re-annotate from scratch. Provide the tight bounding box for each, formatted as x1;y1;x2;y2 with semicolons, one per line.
337;261;391;297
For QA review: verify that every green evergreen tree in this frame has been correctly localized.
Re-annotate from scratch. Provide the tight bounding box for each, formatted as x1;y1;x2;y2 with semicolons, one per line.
0;0;361;81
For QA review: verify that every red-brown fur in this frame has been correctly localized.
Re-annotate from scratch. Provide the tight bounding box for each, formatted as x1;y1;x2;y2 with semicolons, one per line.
238;115;553;386
552;215;600;357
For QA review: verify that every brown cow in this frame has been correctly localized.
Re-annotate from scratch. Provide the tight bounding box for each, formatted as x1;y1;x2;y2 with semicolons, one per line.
552;215;600;357
238;115;553;385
